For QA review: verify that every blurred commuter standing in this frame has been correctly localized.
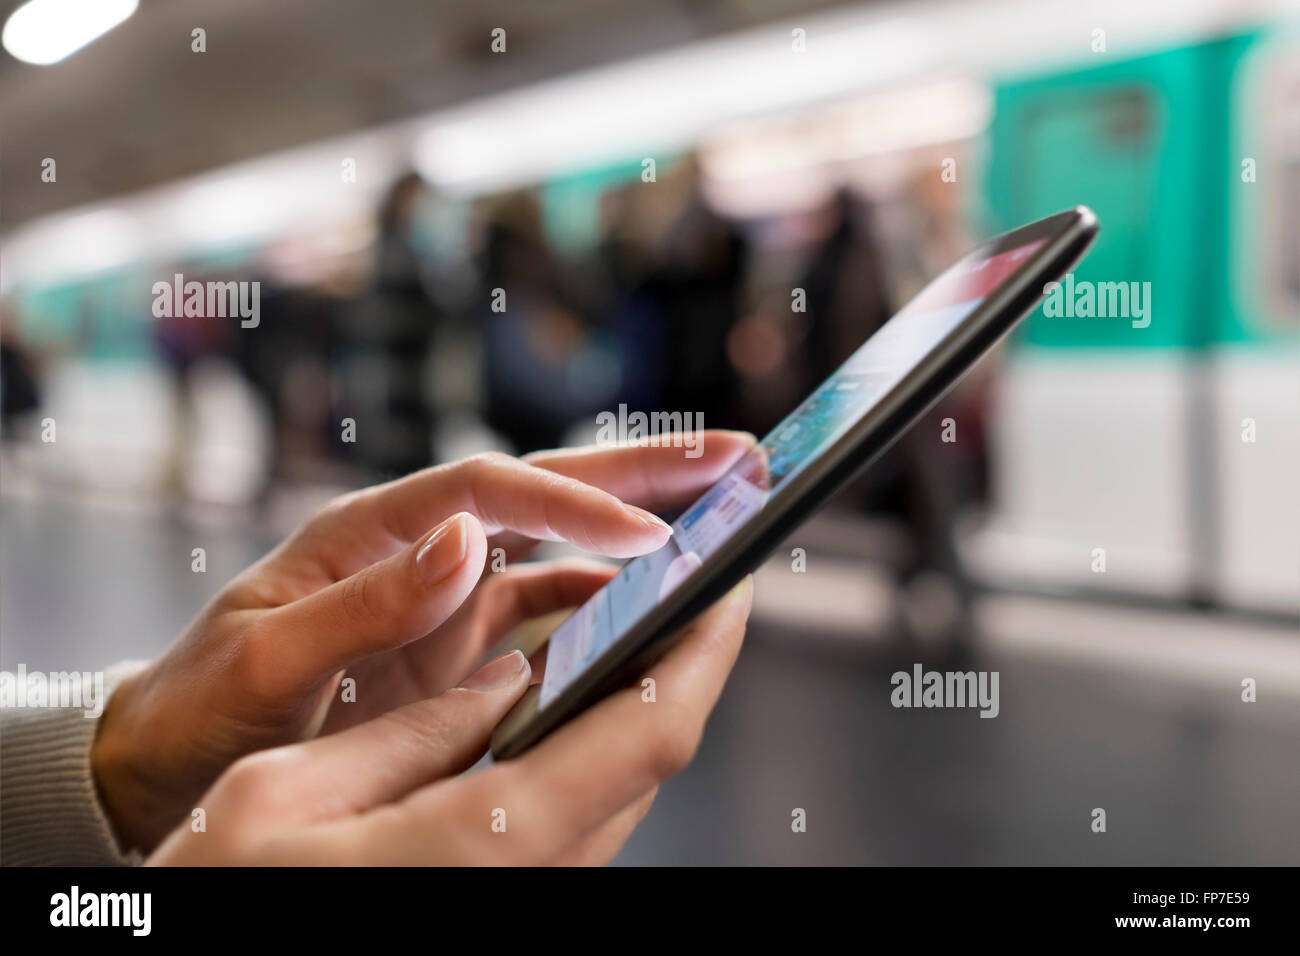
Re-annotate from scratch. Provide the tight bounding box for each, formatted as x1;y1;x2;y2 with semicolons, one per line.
337;172;441;477
800;187;976;650
642;157;749;426
476;191;593;452
0;305;41;434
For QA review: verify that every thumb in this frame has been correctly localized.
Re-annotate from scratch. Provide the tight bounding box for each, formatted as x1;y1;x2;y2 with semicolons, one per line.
262;512;488;693
233;650;533;825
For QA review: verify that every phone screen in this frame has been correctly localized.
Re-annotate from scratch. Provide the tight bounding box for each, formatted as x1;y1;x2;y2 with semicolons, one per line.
538;236;1046;708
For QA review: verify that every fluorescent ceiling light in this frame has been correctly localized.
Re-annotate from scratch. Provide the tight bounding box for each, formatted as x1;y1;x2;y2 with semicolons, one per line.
1;208;143;289
414;16;936;195
3;0;137;66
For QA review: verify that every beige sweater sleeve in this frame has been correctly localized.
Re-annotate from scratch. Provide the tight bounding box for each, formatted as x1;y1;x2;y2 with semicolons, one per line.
1;661;149;866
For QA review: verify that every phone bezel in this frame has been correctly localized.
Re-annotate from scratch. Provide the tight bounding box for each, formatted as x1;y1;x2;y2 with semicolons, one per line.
491;206;1099;760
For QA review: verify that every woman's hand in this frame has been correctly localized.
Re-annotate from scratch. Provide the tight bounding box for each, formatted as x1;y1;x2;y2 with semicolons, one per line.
92;433;753;854
147;577;753;866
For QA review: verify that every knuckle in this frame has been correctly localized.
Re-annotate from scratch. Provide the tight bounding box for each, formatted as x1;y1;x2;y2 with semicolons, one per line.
230;618;283;699
317;489;365;525
219;751;285;807
378;700;455;754
462;451;513;478
644;712;701;781
339;564;383;626
297;489;374;547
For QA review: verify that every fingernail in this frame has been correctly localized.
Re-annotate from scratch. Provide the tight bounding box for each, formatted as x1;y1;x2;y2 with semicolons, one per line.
628;506;673;536
459;650;528;692
416;513;469;584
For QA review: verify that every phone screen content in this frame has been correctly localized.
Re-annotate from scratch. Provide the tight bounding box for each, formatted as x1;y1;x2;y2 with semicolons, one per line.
538;238;1045;708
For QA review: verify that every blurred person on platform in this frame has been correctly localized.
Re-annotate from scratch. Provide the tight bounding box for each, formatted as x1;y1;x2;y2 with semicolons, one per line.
335;172;442;479
475;190;594;453
800;186;977;651
585;180;669;416
0;303;42;436
640;156;750;427
889;166;991;516
151;265;236;498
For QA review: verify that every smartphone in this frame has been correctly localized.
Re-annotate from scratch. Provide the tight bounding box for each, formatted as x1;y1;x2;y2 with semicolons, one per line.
491;206;1099;759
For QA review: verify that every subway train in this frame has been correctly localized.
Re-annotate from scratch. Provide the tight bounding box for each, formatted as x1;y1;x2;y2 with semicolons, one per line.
975;25;1299;616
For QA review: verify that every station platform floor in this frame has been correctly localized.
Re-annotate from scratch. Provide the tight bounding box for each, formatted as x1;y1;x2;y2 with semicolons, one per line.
3;495;1296;866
